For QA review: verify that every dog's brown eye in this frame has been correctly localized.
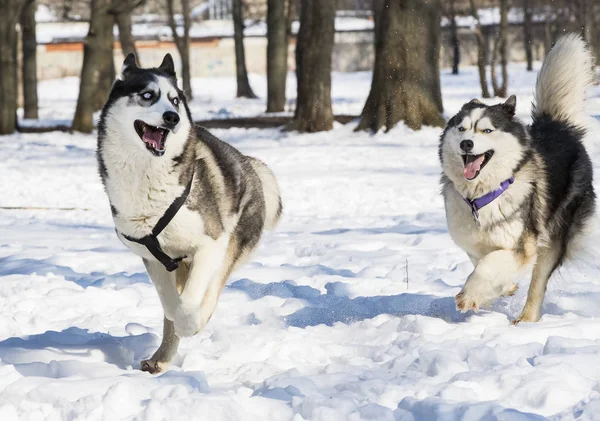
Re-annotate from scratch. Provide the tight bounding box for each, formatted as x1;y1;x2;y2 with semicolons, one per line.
458;127;466;132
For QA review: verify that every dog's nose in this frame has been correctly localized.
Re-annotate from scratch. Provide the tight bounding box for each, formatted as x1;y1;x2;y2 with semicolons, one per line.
163;111;180;126
460;140;474;152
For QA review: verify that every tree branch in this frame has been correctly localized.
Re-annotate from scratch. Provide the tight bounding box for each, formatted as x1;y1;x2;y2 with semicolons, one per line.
166;0;185;53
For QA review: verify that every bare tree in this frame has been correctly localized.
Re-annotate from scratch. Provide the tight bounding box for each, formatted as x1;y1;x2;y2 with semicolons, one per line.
166;0;193;99
288;0;336;132
448;0;460;75
577;0;593;43
266;0;289;112
491;0;509;97
233;0;258;98
469;0;491;98
0;0;26;134
21;0;39;119
113;0;146;58
356;0;444;132
72;0;114;133
523;0;534;71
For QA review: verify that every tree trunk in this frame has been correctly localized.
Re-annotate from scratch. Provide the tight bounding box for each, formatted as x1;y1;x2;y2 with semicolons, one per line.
73;0;114;133
524;0;533;71
233;0;257;98
0;0;26;134
166;0;193;99
356;0;444;132
578;0;592;43
115;8;138;57
491;0;509;97
93;5;115;111
469;0;491;98
449;0;460;75
21;0;39;119
266;0;288;112
288;0;336;132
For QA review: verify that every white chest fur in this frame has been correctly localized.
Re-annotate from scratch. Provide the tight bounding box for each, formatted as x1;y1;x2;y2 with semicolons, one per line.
443;180;531;260
101;145;211;261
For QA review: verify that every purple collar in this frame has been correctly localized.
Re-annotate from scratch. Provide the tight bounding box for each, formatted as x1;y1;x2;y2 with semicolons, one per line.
463;176;515;220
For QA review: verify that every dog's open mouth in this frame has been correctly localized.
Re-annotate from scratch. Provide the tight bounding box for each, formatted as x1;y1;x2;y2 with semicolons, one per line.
462;150;494;180
134;120;169;156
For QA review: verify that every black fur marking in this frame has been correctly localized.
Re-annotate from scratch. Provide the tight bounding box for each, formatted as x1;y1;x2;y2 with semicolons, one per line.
512;148;534;175
530;114;591;218
196;126;246;214
529;114;595;269
482;105;528;145
110;204;118;217
97;147;108;184
189;159;225;240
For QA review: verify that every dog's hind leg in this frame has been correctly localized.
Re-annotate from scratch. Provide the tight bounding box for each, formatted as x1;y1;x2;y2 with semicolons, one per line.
197;237;253;328
456;249;531;312
141;317;180;374
172;236;229;337
515;245;563;323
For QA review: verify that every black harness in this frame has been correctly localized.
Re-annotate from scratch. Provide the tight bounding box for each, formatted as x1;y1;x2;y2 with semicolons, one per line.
121;175;194;272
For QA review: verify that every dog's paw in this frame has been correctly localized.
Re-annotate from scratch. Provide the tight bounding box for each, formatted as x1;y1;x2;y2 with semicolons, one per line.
141;359;169;374
502;283;518;297
455;282;495;313
513;309;541;325
455;290;480;312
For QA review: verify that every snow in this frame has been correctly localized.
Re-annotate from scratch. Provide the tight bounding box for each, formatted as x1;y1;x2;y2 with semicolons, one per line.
4;64;600;420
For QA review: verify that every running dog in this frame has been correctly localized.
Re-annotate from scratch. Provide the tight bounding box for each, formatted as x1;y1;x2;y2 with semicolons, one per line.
97;54;282;372
439;34;595;323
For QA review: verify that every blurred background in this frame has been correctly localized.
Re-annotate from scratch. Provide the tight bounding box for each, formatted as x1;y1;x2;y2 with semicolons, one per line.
0;0;598;136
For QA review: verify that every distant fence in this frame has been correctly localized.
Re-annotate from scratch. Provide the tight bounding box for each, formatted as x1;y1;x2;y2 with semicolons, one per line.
34;20;550;81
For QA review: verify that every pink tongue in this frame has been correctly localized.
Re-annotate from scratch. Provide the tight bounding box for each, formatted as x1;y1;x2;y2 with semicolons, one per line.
142;129;162;149
463;155;485;179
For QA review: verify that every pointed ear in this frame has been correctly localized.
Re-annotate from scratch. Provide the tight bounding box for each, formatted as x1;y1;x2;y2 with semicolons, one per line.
118;53;138;80
158;54;176;77
503;95;517;116
461;98;483;110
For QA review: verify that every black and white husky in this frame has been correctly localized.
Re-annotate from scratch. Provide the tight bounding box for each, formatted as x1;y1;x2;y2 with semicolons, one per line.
97;54;282;373
439;34;596;323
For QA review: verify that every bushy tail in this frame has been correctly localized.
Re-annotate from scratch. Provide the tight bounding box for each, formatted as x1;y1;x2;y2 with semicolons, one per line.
249;157;282;230
532;34;595;125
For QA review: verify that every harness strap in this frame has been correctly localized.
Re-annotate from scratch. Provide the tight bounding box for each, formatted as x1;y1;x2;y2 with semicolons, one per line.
121;174;194;272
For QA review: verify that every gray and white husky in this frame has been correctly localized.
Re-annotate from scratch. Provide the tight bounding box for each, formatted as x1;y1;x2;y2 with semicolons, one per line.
439;34;596;323
97;54;282;373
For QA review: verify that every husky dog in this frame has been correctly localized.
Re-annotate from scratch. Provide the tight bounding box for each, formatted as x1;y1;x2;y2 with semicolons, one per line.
439;34;595;323
97;54;282;373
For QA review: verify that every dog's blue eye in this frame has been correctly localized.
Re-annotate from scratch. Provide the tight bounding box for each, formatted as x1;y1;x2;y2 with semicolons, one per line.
172;97;179;106
458;127;466;132
142;92;154;100
483;129;493;134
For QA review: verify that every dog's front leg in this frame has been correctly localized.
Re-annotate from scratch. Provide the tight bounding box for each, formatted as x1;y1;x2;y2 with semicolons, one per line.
456;249;526;312
142;260;182;373
141;317;180;374
173;238;228;338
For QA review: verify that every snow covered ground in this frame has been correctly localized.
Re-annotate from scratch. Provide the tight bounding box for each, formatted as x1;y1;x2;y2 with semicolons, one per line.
4;64;600;420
